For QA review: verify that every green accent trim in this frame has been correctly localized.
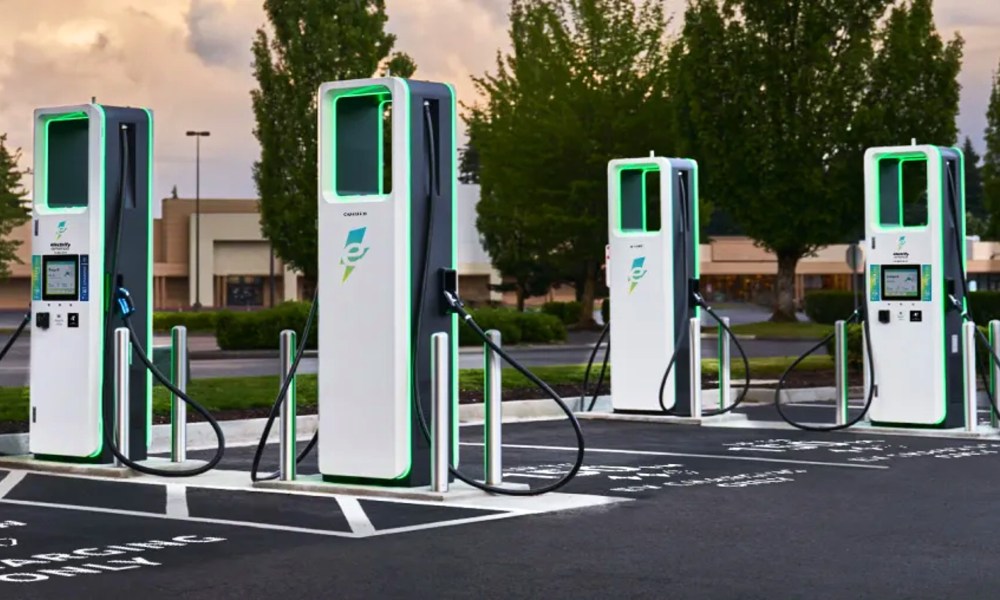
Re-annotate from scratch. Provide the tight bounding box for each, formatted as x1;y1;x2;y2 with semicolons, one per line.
445;82;459;464
613;163;660;236
688;159;701;321
328;84;393;202
929;145;947;427
397;78;413;482
38;111;89;215
143;108;154;446
872;152;932;233
89;103;108;459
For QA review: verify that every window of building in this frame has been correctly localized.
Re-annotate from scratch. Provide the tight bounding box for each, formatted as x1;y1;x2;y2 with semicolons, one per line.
226;276;264;307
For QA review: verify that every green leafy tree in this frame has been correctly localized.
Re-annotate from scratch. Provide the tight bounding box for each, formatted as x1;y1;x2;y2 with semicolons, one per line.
985;61;1000;239
251;0;415;280
469;0;678;324
670;0;962;321
962;137;985;224
0;135;30;278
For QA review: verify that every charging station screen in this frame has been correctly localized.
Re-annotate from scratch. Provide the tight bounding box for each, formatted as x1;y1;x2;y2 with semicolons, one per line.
882;267;920;300
44;260;77;298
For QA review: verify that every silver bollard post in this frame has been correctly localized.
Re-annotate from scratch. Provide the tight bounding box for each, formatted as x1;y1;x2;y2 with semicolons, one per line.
963;322;978;433
834;320;848;426
114;327;131;467
690;317;702;419
991;321;1000;429
484;329;503;486
170;326;188;463
279;330;298;482
431;332;450;493
718;316;731;410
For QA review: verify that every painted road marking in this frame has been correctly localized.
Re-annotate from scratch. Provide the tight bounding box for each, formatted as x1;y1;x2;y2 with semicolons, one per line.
0;471;26;499
165;485;188;518
459;443;890;470
335;497;376;536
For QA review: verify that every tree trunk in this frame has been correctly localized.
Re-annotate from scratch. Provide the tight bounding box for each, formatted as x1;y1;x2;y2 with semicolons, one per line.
577;261;598;328
516;283;526;312
771;251;800;322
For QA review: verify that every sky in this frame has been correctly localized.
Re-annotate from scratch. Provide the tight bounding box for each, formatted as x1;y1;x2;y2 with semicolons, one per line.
0;0;998;204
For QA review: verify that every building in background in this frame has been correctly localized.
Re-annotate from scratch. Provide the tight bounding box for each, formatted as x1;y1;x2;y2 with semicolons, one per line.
0;186;995;310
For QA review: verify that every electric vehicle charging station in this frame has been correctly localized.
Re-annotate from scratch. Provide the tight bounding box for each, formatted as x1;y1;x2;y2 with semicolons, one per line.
316;78;458;487
29;104;153;463
606;157;699;414
863;145;967;428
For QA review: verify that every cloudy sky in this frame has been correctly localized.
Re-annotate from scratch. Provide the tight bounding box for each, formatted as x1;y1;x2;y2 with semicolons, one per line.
0;0;998;204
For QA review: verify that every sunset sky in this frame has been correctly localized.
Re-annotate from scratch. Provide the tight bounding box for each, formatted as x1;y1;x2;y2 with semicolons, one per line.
0;0;998;203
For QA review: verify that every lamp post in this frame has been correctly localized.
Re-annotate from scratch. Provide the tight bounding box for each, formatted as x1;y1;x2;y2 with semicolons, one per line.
186;131;210;309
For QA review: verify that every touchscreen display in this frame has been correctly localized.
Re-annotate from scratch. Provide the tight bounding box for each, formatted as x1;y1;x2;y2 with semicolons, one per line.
44;260;77;297
883;267;920;299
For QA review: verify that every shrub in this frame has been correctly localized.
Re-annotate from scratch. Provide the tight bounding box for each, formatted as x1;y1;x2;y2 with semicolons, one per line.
968;292;1000;323
457;308;567;347
804;291;858;324
541;301;582;325
215;302;318;350
153;310;222;333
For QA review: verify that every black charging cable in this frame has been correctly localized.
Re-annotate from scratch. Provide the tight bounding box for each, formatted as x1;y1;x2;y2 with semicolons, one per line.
409;101;585;495
101;123;225;477
580;322;610;412
0;311;29;363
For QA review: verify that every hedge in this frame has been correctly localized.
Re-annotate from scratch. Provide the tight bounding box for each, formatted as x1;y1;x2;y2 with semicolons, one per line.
541;301;582;325
803;291;858;324
153;310;223;333
826;323;992;370
215;302;318;350
215;303;565;350
457;308;566;347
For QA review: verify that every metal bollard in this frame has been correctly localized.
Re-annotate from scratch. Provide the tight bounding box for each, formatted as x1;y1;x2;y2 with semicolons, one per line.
431;332;450;493
170;326;188;463
834;320;848;426
484;329;503;486
860;321;871;424
718;316;731;410
279;330;298;482
689;317;702;419
114;327;131;467
991;321;1000;429
963;322;978;433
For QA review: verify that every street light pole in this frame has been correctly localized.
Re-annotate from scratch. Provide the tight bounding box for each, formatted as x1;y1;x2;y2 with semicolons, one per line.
186;131;210;310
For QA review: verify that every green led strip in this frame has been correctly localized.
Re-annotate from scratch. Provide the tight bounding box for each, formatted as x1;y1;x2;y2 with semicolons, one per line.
395;78;413;481
328;84;393;202
143;108;155;446
445;82;459;464
90;104;108;458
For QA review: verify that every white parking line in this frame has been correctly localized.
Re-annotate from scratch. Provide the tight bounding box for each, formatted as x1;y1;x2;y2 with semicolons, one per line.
336;497;376;536
165;484;189;518
459;442;890;470
0;470;26;499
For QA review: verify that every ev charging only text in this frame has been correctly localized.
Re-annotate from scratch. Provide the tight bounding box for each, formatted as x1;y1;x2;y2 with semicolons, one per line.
0;535;227;584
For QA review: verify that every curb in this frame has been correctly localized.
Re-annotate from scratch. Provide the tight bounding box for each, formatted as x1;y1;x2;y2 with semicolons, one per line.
0;386;884;456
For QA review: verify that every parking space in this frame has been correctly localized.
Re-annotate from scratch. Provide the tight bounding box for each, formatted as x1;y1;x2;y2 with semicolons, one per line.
4;419;1000;598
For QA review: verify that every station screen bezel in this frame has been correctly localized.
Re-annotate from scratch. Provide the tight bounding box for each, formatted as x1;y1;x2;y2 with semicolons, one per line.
881;265;921;301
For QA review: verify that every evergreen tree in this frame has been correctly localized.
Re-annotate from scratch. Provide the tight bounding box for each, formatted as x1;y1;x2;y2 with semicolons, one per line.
0;135;31;278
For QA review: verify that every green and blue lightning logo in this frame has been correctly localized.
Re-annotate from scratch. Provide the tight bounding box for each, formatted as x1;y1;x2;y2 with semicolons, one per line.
55;221;68;240
896;235;907;252
628;256;647;294
340;227;370;282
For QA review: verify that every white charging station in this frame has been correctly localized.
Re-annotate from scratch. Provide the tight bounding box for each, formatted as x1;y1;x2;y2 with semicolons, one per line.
864;145;966;428
30;104;153;461
607;157;699;414
317;78;457;486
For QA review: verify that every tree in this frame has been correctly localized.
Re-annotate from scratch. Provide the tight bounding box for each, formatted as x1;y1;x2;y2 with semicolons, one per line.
251;0;415;280
670;0;963;321
985;61;1000;240
0;135;30;278
962;137;985;225
468;0;678;324
458;141;480;184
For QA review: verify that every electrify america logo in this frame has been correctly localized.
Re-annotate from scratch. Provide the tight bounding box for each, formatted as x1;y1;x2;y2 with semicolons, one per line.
892;235;910;263
628;256;648;293
55;221;67;240
340;227;370;282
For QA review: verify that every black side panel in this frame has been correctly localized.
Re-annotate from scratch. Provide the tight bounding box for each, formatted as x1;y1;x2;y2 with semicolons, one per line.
100;107;152;462
406;81;455;487
670;167;696;415
940;148;965;428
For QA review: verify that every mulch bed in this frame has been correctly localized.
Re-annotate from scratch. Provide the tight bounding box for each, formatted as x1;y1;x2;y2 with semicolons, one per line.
0;371;868;435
